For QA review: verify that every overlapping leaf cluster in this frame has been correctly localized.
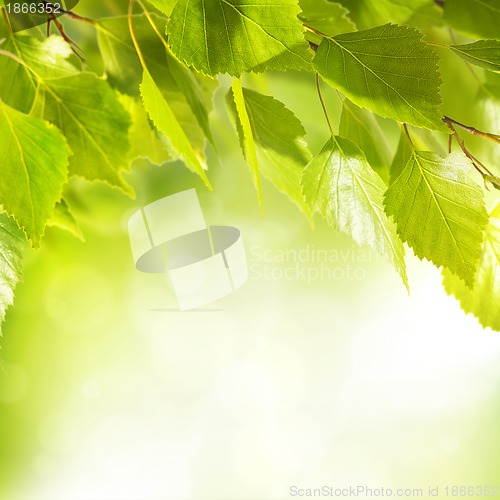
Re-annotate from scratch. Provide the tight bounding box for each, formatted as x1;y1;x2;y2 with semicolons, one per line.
0;0;499;333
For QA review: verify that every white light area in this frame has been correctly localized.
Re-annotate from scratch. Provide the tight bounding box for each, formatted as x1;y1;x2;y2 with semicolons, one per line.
38;414;77;455
81;380;102;399
343;268;500;422
16;253;500;500
210;362;277;419
23;410;195;500
440;434;460;454
40;36;73;62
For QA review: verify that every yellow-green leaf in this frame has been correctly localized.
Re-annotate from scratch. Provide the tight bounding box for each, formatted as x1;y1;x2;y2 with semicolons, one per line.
0;213;24;337
32;73;133;195
229;79;262;209
227;86;312;216
443;203;500;331
167;0;312;76
302;136;408;288
140;69;211;188
0;101;71;248
451;40;500;73
384;152;488;287
314;24;447;131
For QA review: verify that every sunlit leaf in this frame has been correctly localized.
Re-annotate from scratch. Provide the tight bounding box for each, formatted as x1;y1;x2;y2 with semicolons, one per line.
228;85;312;215
32;73;133;195
443;0;500;40
335;0;439;30
146;0;177;16
302;136;408;288
47;200;84;241
390;126;446;184
98;14;216;145
97;14;166;95
228;79;262;208
339;99;392;184
451;40;500;73
119;94;176;166
384;151;488;287
443;203;500;331
0;34;76;113
0;213;24;337
168;0;312;76
298;0;355;44
140;69;211;188
0;101;70;248
314;23;447;131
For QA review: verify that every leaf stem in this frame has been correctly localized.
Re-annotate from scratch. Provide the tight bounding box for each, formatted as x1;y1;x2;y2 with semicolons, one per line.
315;73;334;137
128;0;147;69
1;7;13;33
402;124;415;150
447;122;495;181
304;24;327;39
50;15;85;60
0;48;38;77
443;116;500;145
426;40;449;49
137;0;169;50
60;8;95;26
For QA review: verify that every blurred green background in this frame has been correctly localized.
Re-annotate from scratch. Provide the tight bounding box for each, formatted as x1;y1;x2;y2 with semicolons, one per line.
1;1;500;499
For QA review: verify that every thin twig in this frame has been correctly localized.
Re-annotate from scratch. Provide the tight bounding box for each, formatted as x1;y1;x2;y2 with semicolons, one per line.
443;116;500;145
137;0;168;50
128;0;147;69
447;122;495;178
403;124;415;150
50;15;84;60
315;73;334;137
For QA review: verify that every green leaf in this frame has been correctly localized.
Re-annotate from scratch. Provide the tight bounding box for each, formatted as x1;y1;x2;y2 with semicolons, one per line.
0;34;76;113
47;200;84;241
390;132;413;186
119;94;176;166
96;14;165;95
302;136;408;288
229;79;262;209
335;0;439;31
167;0;312;76
97;14;216;145
443;203;500;331
443;0;500;40
31;73;133;195
313;23;447;131
390;126;446;184
161;84;211;162
166;47;216;146
384;151;489;287
146;0;177;16
450;40;500;73
0;101;71;248
0;213;24;337
228;85;313;216
298;0;355;43
339;99;392;185
140;69;211;188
